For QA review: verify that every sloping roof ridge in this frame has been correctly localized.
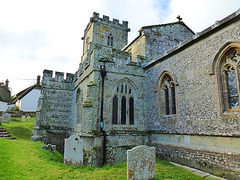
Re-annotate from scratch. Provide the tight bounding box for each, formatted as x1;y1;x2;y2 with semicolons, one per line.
141;8;240;69
13;83;41;103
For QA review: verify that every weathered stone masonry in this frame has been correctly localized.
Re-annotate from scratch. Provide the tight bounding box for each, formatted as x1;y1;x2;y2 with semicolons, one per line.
32;9;240;179
31;70;74;153
143;10;240;179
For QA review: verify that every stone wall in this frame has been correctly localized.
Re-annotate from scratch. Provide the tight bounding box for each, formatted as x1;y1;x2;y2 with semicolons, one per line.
150;141;240;179
89;41;147;165
144;22;194;60
144;11;240;177
106;132;147;164
32;70;74;153
125;22;194;62
41;70;74;129
144;19;240;135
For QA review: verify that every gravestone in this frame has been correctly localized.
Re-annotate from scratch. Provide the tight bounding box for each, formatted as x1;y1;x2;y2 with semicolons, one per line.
27;116;31;119
64;134;83;166
127;145;156;180
41;144;56;153
21;115;26;121
2;113;11;123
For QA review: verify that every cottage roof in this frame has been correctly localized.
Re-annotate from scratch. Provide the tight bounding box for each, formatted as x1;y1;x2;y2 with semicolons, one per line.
0;86;10;102
13;77;41;104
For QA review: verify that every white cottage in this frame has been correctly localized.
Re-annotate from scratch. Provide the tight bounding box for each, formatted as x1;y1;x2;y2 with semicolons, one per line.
13;76;41;112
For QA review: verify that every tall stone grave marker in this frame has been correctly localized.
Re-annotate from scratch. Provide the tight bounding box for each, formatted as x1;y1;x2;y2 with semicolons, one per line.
127;145;156;180
2;113;11;123
64;135;83;166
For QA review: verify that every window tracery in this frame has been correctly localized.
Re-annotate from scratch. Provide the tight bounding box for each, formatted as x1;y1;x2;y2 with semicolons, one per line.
107;34;113;46
218;48;240;111
158;72;176;115
112;81;135;125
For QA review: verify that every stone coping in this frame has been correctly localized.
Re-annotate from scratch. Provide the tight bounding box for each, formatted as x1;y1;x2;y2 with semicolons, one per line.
170;162;226;180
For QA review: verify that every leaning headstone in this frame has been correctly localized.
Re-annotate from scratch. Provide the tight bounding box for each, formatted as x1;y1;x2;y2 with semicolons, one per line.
2;113;11;123
41;144;56;153
27;115;30;119
127;145;156;180
21;115;26;121
64;134;83;166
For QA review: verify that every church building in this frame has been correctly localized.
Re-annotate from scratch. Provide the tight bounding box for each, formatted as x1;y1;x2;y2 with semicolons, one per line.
32;9;240;179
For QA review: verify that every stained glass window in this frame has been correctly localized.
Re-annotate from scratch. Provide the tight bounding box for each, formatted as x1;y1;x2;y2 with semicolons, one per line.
226;66;239;108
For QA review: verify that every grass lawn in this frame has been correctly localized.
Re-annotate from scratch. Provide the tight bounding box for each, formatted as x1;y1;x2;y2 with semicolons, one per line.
0;117;206;180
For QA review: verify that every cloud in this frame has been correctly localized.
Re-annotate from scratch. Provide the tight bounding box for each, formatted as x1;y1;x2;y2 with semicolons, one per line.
98;0;169;42
0;0;239;95
0;28;47;61
165;0;240;32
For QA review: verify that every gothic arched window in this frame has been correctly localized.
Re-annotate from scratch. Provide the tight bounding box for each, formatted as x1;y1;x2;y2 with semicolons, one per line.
129;97;134;125
164;85;170;115
171;84;176;114
121;96;126;124
226;65;239;108
112;95;118;124
216;47;240;112
158;72;177;115
112;81;135;125
107;34;113;46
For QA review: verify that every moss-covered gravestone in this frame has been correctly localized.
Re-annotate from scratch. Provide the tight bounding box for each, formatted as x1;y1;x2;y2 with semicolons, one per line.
127;145;156;180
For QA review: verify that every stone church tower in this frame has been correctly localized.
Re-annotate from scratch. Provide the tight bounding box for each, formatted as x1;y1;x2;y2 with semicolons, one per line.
32;12;194;166
32;9;240;178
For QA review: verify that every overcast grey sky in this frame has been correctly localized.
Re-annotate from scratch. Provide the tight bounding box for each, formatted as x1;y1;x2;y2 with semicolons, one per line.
0;0;239;95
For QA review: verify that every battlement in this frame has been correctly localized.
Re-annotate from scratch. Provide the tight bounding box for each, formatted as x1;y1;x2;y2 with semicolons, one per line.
90;12;130;31
43;70;74;83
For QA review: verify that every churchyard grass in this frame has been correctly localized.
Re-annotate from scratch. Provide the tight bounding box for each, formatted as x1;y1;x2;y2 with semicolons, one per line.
0;118;206;179
1;117;35;139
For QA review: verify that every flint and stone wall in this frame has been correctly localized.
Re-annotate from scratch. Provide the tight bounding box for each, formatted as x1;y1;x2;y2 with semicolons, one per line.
125;22;194;62
89;42;147;164
32;70;74;153
144;14;240;178
33;11;240;177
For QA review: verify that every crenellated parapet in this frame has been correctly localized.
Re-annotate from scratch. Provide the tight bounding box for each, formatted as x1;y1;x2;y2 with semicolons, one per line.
42;69;74;90
83;12;130;36
43;70;74;82
90;12;130;31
